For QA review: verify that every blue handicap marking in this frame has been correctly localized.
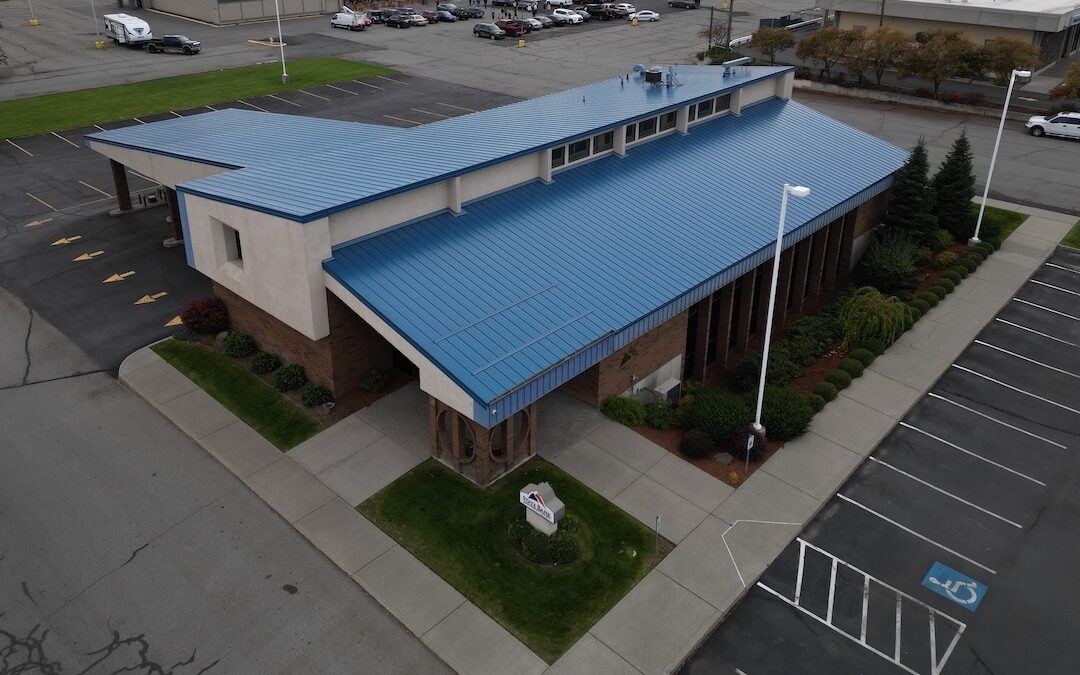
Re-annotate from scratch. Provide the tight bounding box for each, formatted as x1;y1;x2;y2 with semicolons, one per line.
921;561;987;612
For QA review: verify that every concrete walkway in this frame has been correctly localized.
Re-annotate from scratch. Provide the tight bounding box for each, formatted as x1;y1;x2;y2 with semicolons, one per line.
119;199;1075;673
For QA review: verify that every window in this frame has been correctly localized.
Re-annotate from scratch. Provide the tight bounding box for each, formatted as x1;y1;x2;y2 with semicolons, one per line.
224;224;243;263
697;99;714;118
593;130;614;152
714;94;731;112
568;138;591;162
659;111;677;131
625;123;637;143
688;105;698;122
551;146;566;168
638;116;657;138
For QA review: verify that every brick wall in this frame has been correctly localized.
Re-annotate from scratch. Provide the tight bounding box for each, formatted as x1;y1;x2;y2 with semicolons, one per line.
559;363;600;407
854;190;889;238
327;292;395;395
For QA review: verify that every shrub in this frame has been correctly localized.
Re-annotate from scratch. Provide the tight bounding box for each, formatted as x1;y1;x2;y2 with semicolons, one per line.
914;247;933;267
251;351;281;375
734;349;801;391
673;394;696;427
856;337;887;356
925;286;945;302
757;385;815;441
917;292;939;308
359;370;391;393
680;390;752;444
933;277;956;294
959;255;980;272
550;529;580;565
825;368;852;389
848;348;876;367
301;383;332;407
907;304;923;323
910;298;930;315
223;331;256;358
950;264;969;279
859;231;918;294
840;286;911;346
602;396;646;426
180;296;229;334
933;251;959;270
680;428;715;459
814;380;838;402
273;363;306;392
523;529;552;564
967;248;987;262
172;326;199;342
930;229;955;252
808;393;827;412
839;357;864;378
645;401;674;430
507;518;532;548
973;241;995;257
777;313;844;366
939;270;962;285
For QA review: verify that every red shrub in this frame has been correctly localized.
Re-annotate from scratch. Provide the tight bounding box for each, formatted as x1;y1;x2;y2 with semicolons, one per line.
180;296;229;334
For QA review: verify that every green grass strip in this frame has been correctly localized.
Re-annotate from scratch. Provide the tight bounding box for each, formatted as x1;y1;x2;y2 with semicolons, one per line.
152;339;321;450
360;458;660;663
0;57;393;139
971;203;1028;242
1061;220;1080;249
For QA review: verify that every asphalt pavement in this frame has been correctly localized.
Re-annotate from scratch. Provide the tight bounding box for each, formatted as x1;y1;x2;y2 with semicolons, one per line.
682;246;1080;675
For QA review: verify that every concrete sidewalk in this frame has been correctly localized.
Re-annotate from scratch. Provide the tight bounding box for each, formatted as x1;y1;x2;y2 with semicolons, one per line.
119;199;1075;673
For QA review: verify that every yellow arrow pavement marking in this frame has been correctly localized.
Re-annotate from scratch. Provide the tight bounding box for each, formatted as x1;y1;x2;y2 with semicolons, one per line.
73;250;104;262
134;292;168;305
51;235;82;246
165;316;183;327
103;271;135;283
25;218;53;228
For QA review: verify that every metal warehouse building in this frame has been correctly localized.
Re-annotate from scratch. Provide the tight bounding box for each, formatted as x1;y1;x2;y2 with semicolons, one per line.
87;65;907;486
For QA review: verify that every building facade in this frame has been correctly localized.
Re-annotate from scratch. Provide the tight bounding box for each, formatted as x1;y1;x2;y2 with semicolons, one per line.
144;0;340;24
87;66;907;486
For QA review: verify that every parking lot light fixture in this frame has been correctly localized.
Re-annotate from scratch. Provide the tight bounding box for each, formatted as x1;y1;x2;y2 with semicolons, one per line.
971;68;1031;245
274;0;289;84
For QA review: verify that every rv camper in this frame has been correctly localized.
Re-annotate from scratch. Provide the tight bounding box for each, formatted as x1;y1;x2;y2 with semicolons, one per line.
103;14;153;46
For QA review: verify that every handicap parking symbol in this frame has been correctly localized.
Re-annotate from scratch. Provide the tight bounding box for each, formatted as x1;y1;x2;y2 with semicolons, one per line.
922;561;987;612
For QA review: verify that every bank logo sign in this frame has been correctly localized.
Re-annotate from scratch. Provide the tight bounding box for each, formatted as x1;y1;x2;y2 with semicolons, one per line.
521;489;555;523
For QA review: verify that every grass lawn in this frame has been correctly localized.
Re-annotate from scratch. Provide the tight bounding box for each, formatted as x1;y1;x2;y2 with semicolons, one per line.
0;58;393;139
360;458;663;663
1061;220;1080;249
970;203;1028;242
152;339;321;450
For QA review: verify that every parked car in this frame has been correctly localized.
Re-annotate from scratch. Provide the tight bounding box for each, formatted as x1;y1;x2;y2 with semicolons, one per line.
521;17;543;29
330;10;372;30
474;21;507;38
146;34;200;54
384;13;412;27
514;0;537;9
405;12;429;25
368;9;390;23
552;7;583;22
628;9;659;20
584;4;616;19
1026;112;1080;139
436;3;457;10
546;12;569;24
667;0;699;7
491;0;515;6
495;19;528;35
571;8;591;20
461;6;485;17
612;3;636;14
548;0;575;5
534;14;553;27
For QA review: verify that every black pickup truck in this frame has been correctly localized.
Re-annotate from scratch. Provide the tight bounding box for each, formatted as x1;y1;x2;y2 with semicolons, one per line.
667;0;699;7
146;35;201;55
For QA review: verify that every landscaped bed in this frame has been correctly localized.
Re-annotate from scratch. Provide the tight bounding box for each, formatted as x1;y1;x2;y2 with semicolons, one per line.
359;458;667;663
1060;219;1080;249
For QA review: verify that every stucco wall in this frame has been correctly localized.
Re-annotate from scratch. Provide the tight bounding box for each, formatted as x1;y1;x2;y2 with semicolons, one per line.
146;0;219;23
460;154;540;204
328;180;451;247
87;142;227;190
837;12;1036;44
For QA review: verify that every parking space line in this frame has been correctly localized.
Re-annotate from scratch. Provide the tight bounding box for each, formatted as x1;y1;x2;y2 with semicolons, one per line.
411;107;449;118
928;392;1067;450
93;124;107;132
1031;279;1080;297
205;105;218;111
169;111;183;118
25;192;56;211
836;494;997;574
826;557;838;623
952;364;1080;418
6;139;34;157
794;539;806;604
268;93;302;107
297;89;331;102
436;102;477;113
325;83;358;96
51;131;80;149
869;456;1023;528
894;596;902;661
995;318;1078;348
900;422;1047;486
352;79;383;90
237;99;270;112
78;180;113;198
974;339;1080;378
1046;262;1080;276
377;75;409;85
384;114;423;126
132;117;146;124
1012;298;1080;321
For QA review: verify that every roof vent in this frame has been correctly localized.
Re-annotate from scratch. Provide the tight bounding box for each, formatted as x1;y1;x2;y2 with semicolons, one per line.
644;66;663;84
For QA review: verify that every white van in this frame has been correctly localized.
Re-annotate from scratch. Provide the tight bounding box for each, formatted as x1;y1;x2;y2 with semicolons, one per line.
103;14;153;46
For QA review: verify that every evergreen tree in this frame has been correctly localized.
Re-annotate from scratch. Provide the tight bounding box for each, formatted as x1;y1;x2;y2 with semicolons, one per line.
931;131;976;241
884;139;936;242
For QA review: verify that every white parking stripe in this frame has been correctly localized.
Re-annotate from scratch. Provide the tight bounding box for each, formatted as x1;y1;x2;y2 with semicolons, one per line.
899;422;1047;486
51;132;80;148
952;364;1080;417
326;83;358;96
974;340;1080;378
268;93;302;107
436;102;477;113
237;99;270;112
93;124;107;131
384;114;422;126
1046;262;1080;276
411;107;449;118
1013;297;1080;321
132;117;146;124
377;75;409;85
1031;279;1080;297
995;318;1078;348
25;192;56;211
836;494;997;574
297;89;331;102
6;139;33;157
169;111;183;118
868;457;1023;528
204;105;218;111
352;79;383;90
78;180;113;198
928;392;1067;450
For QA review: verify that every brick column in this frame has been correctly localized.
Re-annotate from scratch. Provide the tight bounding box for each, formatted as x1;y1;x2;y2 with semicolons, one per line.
712;284;734;369
822;221;844;292
836;212;857;284
689;295;713;382
110;159;132;212
733;272;756;352
788;238;812;316
752;259;775;340
773;248;795;329
806;229;828;300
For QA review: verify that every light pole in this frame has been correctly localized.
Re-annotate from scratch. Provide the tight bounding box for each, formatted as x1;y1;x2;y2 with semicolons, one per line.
273;0;289;84
28;0;39;26
970;68;1030;245
747;183;811;471
89;0;103;47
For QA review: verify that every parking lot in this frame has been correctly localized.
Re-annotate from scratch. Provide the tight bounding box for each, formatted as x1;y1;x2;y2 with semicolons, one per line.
683;246;1080;674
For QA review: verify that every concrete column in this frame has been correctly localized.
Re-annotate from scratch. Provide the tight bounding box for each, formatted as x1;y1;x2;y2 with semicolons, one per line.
776;72;794;99
733;272;756;352
689;295;713;382
165;188;183;245
540;148;553;182
676;105;690;134
712;284;734;368
614;125;627;157
448;176;462;213
730;88;743;115
110;159;132;212
773;248;795;329
789;238;812;317
836;212;857;282
822;221;844;292
806;229;829;300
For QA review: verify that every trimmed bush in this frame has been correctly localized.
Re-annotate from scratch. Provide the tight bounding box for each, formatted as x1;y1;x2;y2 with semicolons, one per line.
951;264;969;279
907;304;923;323
930;229;955;252
840;286;911;347
550;529;580;565
967;248;987;262
917;292;939;308
925;286;946;302
273;363;307;392
645;401;674;430
814;380;838;401
180;296;229;334
758;386;815;442
223;331;256;358
848;348;876;367
301;383;332;407
681;390;752;444
914;247;933;267
251;351;281;375
933;251;959;270
910;298;930;315
359;370;391;393
734;349;801;391
522;529;552;564
680;428;715;459
601;396;646;426
172;326;199;342
973;241;995;257
808;393;827;413
939;270;962;285
825;368;852;390
959;255;981;272
933;277;956;294
507;518;532;548
859;231;918;294
839;357;864;378
856;338;887;356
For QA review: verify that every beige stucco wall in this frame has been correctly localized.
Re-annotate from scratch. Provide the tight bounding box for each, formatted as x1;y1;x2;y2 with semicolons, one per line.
87;142;228;189
838;12;1036;44
460;154;540;204
147;0;219;23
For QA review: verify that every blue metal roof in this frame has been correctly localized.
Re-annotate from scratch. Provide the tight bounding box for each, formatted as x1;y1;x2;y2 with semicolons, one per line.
86;66;792;222
324;97;908;425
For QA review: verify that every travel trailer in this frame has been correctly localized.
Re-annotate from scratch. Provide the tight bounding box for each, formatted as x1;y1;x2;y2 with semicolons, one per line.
103;14;153;46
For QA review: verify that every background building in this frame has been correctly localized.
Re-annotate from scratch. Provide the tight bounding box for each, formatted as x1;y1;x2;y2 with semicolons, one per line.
143;0;340;24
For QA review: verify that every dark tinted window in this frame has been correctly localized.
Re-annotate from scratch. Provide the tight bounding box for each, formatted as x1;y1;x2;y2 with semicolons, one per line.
659;111;677;131
715;94;731;112
568;139;591;162
638;117;657;137
551;146;566;168
626;123;637;142
697;99;714;117
593;130;614;152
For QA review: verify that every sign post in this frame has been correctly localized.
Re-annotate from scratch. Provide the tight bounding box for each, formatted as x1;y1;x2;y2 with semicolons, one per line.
654;514;661;558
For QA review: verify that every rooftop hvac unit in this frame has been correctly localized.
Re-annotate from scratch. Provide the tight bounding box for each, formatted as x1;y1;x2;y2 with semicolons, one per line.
644;66;663;84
